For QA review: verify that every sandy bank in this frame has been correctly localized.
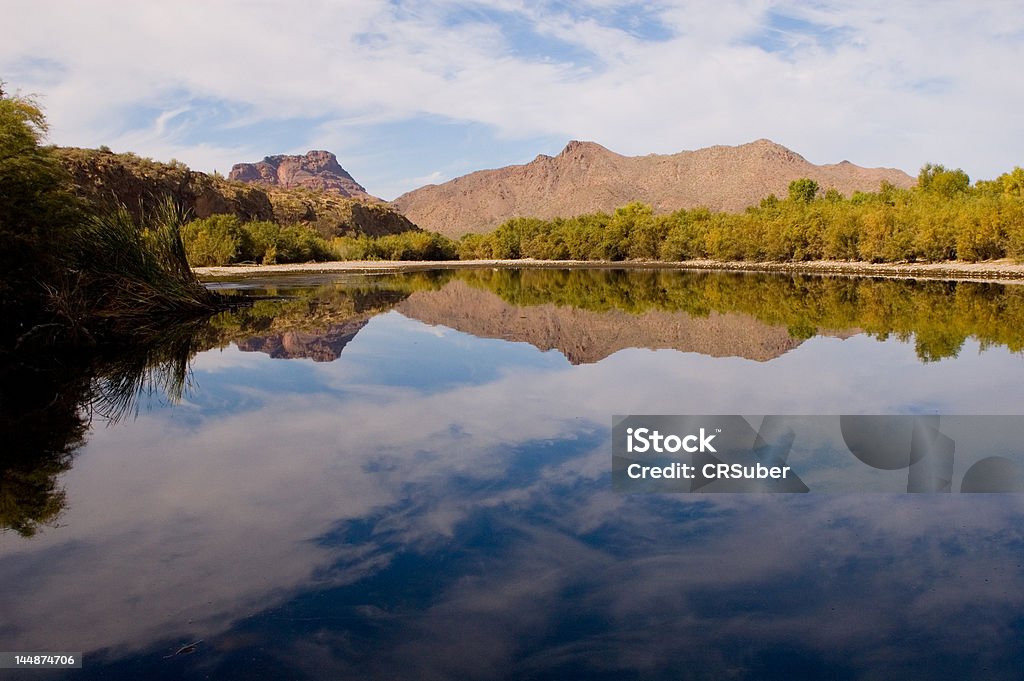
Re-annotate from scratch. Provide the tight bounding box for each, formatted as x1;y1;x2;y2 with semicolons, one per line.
194;258;1024;284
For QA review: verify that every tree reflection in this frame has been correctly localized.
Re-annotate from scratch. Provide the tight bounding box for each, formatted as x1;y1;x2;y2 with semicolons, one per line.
456;269;1024;361
0;321;210;536
0;279;423;537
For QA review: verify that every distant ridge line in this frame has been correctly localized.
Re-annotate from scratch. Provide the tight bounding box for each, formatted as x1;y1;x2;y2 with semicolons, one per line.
391;139;915;237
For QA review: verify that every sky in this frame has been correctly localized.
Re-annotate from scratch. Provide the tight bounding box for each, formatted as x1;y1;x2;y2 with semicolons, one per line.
2;0;1023;200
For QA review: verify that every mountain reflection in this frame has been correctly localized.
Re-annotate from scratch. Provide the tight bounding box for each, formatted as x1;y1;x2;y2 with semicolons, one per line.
444;269;1024;362
220;269;1024;364
6;269;1024;535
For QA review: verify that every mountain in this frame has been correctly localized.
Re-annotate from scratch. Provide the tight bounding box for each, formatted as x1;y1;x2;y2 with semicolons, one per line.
392;139;916;237
229;150;378;201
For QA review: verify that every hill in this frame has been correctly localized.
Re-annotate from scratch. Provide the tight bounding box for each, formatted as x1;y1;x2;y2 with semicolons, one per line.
392;139;915;237
55;147;416;238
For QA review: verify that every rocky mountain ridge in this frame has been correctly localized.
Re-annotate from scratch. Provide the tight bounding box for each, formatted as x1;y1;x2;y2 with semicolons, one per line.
392;139;916;237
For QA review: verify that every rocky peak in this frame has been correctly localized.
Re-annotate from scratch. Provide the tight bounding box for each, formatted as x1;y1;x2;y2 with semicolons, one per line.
229;150;379;201
558;140;611;160
745;138;807;164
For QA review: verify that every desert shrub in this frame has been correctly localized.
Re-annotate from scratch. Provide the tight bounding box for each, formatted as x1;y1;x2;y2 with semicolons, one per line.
181;214;244;266
372;231;458;260
332;235;375;260
458;233;493;260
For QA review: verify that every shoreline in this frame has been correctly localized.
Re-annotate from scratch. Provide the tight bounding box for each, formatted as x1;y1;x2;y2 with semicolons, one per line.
194;258;1024;284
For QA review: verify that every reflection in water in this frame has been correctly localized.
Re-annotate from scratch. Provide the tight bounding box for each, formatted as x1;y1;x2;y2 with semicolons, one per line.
0;319;206;537
200;268;1024;367
0;359;83;536
451;268;1024;361
1;268;1024;679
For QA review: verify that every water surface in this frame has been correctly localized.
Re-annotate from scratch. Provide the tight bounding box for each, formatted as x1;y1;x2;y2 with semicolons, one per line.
2;269;1023;679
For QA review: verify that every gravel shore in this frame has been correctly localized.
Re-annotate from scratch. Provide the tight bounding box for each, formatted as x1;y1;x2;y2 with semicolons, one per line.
194;258;1024;284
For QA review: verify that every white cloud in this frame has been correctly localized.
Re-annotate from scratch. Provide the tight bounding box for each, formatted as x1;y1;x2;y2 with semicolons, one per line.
2;1;1022;197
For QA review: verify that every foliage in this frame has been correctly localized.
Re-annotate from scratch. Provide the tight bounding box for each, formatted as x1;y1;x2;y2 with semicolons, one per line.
181;213;245;266
0;85;82;337
181;215;336;265
918;163;970;198
788;178;820;203
457;169;1024;264
48;199;218;341
331;231;459;261
1;84;220;350
243;220;335;264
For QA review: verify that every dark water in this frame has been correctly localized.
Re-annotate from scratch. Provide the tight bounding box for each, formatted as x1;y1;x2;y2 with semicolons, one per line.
2;268;1024;679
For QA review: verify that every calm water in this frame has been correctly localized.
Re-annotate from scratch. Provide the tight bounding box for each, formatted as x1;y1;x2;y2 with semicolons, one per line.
2;268;1024;679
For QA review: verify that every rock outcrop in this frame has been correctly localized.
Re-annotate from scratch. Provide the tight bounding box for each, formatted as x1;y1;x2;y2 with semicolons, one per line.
229;150;379;201
392;139;916;236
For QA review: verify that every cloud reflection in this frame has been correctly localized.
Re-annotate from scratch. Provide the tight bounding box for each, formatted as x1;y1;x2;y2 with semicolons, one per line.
1;311;1023;678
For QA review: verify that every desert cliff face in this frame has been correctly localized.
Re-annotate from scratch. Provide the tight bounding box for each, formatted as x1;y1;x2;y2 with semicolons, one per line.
396;280;805;363
229;150;379;202
392;139;915;236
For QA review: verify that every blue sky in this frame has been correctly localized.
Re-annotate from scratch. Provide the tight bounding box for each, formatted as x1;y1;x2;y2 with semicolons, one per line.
3;1;1023;199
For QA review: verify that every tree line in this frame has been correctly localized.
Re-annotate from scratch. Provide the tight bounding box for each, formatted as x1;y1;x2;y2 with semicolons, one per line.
182;214;457;265
456;168;1024;263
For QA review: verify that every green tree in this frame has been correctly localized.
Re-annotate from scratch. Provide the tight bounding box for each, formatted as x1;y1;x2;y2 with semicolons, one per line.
918;163;970;198
788;178;820;203
181;214;245;266
0;84;82;340
999;167;1024;197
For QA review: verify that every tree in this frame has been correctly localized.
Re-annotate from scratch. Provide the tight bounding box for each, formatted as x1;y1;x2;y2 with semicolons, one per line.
0;83;80;339
788;178;819;203
917;163;970;198
1000;167;1024;197
0;84;68;240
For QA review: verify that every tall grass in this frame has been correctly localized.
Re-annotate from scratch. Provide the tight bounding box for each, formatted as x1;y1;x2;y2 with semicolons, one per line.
45;198;219;342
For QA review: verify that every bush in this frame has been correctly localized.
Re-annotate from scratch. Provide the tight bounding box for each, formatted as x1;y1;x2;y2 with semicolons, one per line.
181;214;244;266
458;233;493;260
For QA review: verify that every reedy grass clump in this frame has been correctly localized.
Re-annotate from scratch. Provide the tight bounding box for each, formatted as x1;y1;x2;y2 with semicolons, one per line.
45;198;220;343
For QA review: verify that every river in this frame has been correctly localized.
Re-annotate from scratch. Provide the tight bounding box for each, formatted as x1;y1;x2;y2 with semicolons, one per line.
2;268;1023;679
